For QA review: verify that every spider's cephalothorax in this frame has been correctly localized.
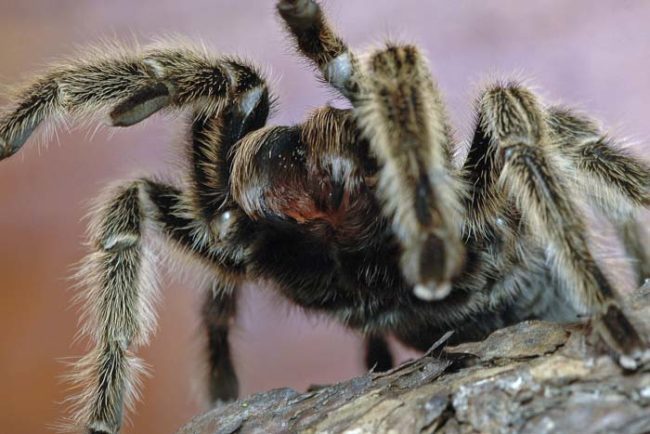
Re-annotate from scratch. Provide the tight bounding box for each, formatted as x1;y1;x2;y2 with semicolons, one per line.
1;1;649;433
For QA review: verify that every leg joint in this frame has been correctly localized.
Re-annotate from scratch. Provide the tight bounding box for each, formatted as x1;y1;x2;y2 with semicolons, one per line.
480;83;545;145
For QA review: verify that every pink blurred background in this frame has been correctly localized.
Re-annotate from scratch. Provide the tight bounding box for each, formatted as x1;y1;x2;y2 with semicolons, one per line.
0;1;648;433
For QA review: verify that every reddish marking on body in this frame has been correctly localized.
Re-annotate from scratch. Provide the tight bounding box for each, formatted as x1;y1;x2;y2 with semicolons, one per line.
264;177;354;228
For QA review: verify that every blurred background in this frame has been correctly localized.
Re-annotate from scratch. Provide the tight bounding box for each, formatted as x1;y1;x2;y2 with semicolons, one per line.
0;1;648;433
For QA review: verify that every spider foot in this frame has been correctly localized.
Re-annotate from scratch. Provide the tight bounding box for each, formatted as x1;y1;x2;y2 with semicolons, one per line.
405;232;463;302
0;127;34;161
276;0;320;27
0;138;10;160
209;371;239;404
595;303;650;370
87;421;118;434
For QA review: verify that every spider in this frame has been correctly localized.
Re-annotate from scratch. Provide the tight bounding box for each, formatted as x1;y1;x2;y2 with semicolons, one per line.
1;0;649;433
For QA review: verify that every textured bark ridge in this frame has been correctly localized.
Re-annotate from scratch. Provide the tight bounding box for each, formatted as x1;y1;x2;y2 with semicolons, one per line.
178;284;650;434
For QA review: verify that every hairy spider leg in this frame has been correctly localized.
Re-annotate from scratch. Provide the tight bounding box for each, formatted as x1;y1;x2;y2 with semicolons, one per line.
277;0;466;301
547;107;650;285
476;83;647;368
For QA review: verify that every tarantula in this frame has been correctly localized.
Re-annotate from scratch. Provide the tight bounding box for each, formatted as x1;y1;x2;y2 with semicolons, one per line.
1;1;649;433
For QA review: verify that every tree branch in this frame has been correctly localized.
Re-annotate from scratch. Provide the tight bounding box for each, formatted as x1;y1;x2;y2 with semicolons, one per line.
178;284;650;434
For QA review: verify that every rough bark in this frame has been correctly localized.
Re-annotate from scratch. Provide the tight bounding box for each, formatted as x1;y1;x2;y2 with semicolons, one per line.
178;283;650;434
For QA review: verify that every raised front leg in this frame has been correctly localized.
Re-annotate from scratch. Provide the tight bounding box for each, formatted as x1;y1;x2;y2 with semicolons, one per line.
278;0;465;300
277;0;360;99
357;45;465;301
